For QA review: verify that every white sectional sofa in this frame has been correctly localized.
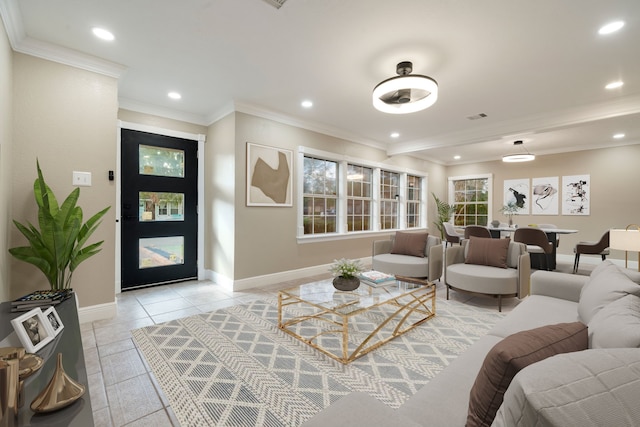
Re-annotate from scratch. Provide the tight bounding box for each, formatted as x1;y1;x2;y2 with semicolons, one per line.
303;261;640;427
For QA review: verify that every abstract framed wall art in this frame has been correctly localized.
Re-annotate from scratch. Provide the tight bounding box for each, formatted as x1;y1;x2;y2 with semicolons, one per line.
246;142;293;207
562;174;590;215
531;176;559;215
503;178;530;214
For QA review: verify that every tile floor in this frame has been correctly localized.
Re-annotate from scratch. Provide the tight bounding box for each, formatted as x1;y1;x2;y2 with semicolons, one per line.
82;260;586;426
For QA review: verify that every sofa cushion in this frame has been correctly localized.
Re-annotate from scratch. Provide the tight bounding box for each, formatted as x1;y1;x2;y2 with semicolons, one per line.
578;261;640;323
447;263;518;296
467;322;588;427
391;231;428;257
588;294;640;348
465;237;510;268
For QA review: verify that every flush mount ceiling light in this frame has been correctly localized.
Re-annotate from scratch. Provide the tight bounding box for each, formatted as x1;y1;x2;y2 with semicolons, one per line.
503;140;535;163
373;61;438;114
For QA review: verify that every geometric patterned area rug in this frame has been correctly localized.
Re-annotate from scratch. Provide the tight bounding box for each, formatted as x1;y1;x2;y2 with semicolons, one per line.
132;298;504;427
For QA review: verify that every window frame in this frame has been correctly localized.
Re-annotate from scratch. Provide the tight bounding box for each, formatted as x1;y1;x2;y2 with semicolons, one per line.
447;174;494;227
297;147;428;242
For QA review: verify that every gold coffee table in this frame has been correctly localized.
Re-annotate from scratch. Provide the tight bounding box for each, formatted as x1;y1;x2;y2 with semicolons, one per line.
278;276;436;364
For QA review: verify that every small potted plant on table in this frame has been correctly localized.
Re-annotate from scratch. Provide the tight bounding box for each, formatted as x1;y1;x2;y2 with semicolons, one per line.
329;258;363;291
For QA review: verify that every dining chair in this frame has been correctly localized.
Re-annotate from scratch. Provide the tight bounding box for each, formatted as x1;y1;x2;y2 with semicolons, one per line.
443;222;464;247
464;225;492;239
573;230;610;274
513;227;554;270
538;223;559;248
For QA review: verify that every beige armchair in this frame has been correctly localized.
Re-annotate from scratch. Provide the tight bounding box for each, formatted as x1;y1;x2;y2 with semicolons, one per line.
372;232;443;281
445;238;530;311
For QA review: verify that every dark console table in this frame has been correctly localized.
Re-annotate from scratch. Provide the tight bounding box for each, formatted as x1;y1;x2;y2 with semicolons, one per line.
1;296;94;426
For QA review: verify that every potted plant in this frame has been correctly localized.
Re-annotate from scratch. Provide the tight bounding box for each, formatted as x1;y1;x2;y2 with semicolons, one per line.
9;161;110;290
499;201;519;227
432;192;456;239
329;258;363;291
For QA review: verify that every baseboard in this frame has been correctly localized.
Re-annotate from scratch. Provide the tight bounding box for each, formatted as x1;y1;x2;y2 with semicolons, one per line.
78;301;117;324
207;256;371;291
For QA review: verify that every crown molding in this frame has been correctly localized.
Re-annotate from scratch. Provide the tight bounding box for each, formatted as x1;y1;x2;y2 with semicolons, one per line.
0;0;125;78
388;93;640;156
118;97;210;126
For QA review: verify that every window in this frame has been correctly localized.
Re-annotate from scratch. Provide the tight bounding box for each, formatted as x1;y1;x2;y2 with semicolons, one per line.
406;175;421;228
450;176;491;226
380;170;399;230
346;164;372;231
303;157;338;234
299;148;427;238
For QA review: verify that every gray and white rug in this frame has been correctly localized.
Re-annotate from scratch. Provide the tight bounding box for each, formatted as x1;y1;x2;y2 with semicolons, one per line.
132;298;503;427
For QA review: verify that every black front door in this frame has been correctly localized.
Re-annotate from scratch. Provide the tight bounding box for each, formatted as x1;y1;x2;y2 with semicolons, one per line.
120;129;198;289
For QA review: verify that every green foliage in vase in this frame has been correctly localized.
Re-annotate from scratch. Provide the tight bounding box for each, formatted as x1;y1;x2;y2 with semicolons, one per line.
329;258;363;279
9;160;111;290
432;192;456;239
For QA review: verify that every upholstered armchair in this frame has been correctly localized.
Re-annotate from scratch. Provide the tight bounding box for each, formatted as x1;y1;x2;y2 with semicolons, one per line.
372;231;443;281
444;237;530;311
573;230;610;274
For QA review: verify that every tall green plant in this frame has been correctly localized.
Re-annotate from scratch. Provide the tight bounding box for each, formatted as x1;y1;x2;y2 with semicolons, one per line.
432;192;456;239
9;161;110;290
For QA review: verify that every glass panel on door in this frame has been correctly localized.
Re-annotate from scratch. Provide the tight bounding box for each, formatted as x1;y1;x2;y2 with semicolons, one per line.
139;145;185;177
139;192;185;221
139;236;185;269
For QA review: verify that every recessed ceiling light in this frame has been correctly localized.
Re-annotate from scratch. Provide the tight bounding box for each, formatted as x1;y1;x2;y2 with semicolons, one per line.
454;155;461;160
92;27;115;41
613;133;625;139
168;92;182;100
599;21;625;35
605;81;624;89
390;132;400;138
301;100;313;108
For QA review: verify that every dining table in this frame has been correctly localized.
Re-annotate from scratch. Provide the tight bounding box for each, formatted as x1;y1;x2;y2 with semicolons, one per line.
487;226;578;270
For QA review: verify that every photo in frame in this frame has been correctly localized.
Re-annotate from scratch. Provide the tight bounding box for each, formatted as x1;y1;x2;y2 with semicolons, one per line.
43;306;64;337
11;308;55;353
531;176;559;215
503;178;530;215
562;174;590;215
246;142;293;207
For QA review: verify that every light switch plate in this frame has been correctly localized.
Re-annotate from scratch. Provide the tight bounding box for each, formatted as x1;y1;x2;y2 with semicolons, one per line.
72;171;92;187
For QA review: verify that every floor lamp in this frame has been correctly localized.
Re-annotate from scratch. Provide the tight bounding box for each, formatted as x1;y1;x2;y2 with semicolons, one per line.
610;225;640;271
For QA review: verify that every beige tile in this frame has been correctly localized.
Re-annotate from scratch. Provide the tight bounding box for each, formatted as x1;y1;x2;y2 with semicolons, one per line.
195;299;241;313
93;304;150;328
99;337;136;358
123;409;175;427
93;407;114;427
81;328;97;349
106;374;164;426
84;346;102;375
182;291;233;306
88;371;109;411
151;306;201;324
94;317;154;347
135;288;183;305
101;348;147;386
143;298;194;316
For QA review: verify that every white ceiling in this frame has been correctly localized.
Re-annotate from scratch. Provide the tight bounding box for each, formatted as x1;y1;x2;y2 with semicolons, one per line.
2;0;639;165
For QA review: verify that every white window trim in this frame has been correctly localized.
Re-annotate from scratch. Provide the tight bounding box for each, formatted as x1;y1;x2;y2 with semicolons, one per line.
297;146;428;243
447;173;494;223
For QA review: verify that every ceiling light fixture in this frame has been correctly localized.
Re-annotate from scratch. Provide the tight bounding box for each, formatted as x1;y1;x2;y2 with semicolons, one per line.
605;81;624;89
599;21;625;35
373;61;438;114
613;133;625;139
502;140;535;163
168;92;182;100
301;100;313;108
92;27;115;41
390;132;400;138
454;155;461;160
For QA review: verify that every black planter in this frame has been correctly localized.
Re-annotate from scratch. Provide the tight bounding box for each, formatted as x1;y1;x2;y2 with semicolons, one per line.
332;276;360;291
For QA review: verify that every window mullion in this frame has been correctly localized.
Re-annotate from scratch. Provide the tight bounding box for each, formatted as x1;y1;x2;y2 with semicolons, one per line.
338;160;348;233
372;167;381;231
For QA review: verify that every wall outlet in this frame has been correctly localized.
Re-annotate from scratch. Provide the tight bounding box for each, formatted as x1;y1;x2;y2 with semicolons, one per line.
72;171;92;187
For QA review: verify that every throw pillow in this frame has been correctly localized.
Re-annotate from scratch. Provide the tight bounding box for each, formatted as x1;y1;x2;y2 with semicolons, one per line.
466;322;588;427
390;231;428;258
578;262;640;324
465;236;510;268
588;294;640;348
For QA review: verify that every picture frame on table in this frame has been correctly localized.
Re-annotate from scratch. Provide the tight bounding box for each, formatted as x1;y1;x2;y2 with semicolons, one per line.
11;308;55;353
43;306;65;337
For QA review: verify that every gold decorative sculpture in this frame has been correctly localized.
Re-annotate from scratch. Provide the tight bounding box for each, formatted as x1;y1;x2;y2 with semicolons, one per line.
30;353;85;413
0;358;19;426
